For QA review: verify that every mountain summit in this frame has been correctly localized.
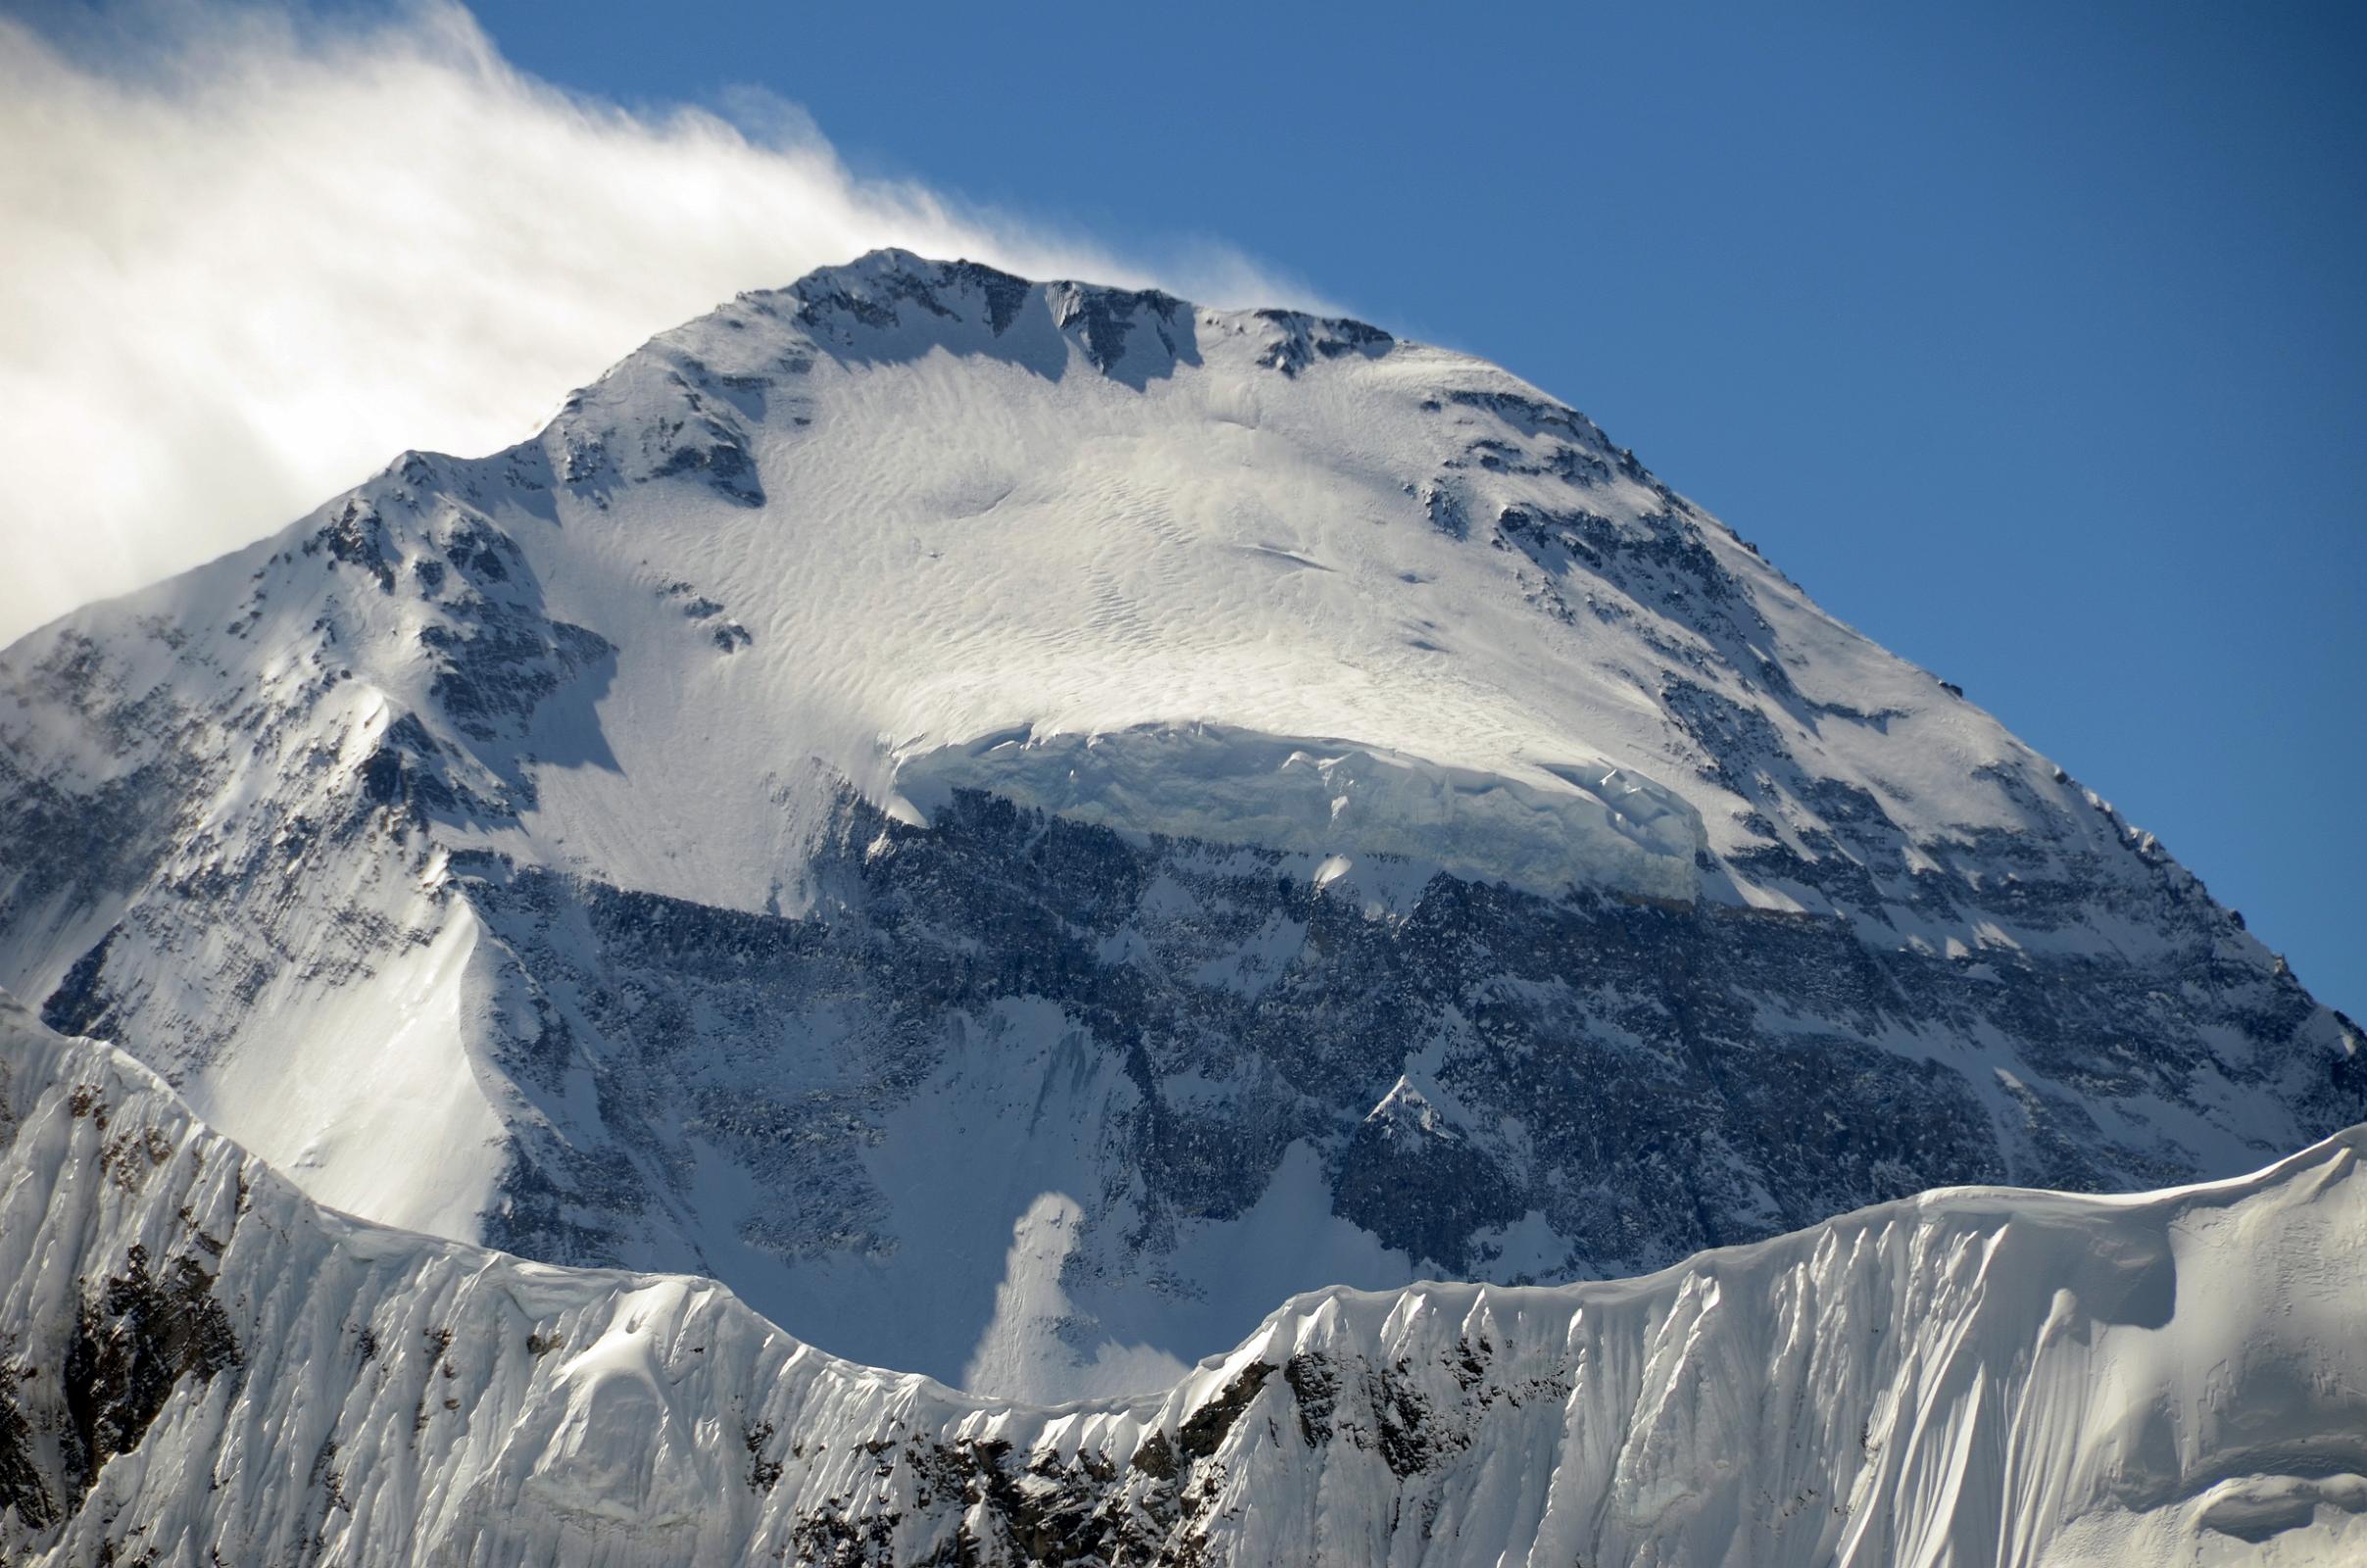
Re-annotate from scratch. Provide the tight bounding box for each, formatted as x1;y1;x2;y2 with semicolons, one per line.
1;251;2356;1400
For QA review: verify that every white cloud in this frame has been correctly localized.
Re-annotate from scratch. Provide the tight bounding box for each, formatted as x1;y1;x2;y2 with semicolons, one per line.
0;1;1312;647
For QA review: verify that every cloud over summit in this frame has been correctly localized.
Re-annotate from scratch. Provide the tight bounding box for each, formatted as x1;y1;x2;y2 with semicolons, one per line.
0;1;1304;646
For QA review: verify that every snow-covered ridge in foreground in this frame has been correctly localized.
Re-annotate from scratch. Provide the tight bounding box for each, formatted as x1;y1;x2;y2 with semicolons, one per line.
6;998;2363;1568
893;725;1703;905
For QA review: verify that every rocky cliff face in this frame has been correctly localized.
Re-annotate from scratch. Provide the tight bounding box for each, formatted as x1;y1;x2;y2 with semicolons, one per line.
4;999;2363;1566
0;252;2357;1400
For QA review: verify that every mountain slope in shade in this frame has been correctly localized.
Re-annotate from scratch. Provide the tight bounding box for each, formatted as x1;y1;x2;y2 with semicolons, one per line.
0;252;2357;1399
3;999;2363;1566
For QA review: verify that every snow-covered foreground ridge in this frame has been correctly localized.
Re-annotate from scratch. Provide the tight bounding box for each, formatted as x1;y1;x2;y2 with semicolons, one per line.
5;998;2364;1568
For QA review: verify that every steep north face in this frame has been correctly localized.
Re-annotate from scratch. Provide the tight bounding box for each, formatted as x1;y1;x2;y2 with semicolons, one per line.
0;251;2357;1399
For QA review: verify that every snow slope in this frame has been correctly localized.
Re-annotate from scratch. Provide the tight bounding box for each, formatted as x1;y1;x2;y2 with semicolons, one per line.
4;998;2363;1566
0;252;2357;1401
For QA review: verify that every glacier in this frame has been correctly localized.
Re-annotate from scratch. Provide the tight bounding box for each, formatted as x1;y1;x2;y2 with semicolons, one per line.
892;725;1703;906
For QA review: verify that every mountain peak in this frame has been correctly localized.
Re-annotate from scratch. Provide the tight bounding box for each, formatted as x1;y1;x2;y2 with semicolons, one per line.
2;252;2354;1405
715;249;1401;386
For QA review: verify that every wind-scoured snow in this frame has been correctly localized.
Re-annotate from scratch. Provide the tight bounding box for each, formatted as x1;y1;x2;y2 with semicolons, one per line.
0;249;2199;944
0;251;2357;1403
4;999;2363;1566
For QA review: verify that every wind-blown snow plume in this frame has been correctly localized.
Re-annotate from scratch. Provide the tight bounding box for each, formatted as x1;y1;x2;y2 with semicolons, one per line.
0;0;1304;648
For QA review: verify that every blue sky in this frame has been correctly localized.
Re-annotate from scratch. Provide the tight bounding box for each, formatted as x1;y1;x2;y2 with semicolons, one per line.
8;0;2358;1017
462;0;2366;1016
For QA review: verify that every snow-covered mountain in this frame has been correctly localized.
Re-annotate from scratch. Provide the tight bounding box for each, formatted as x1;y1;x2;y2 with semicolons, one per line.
0;252;2357;1406
5;996;2363;1566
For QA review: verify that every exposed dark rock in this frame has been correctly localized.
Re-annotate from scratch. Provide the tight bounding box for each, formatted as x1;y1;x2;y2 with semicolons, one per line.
744;1420;783;1493
439;773;2357;1316
303;501;396;594
0;1383;56;1531
944;260;1032;335
1256;309;1395;375
1284;1353;1339;1446
41;925;122;1041
1130;1429;1177;1480
61;1245;241;1502
1178;1360;1273;1460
